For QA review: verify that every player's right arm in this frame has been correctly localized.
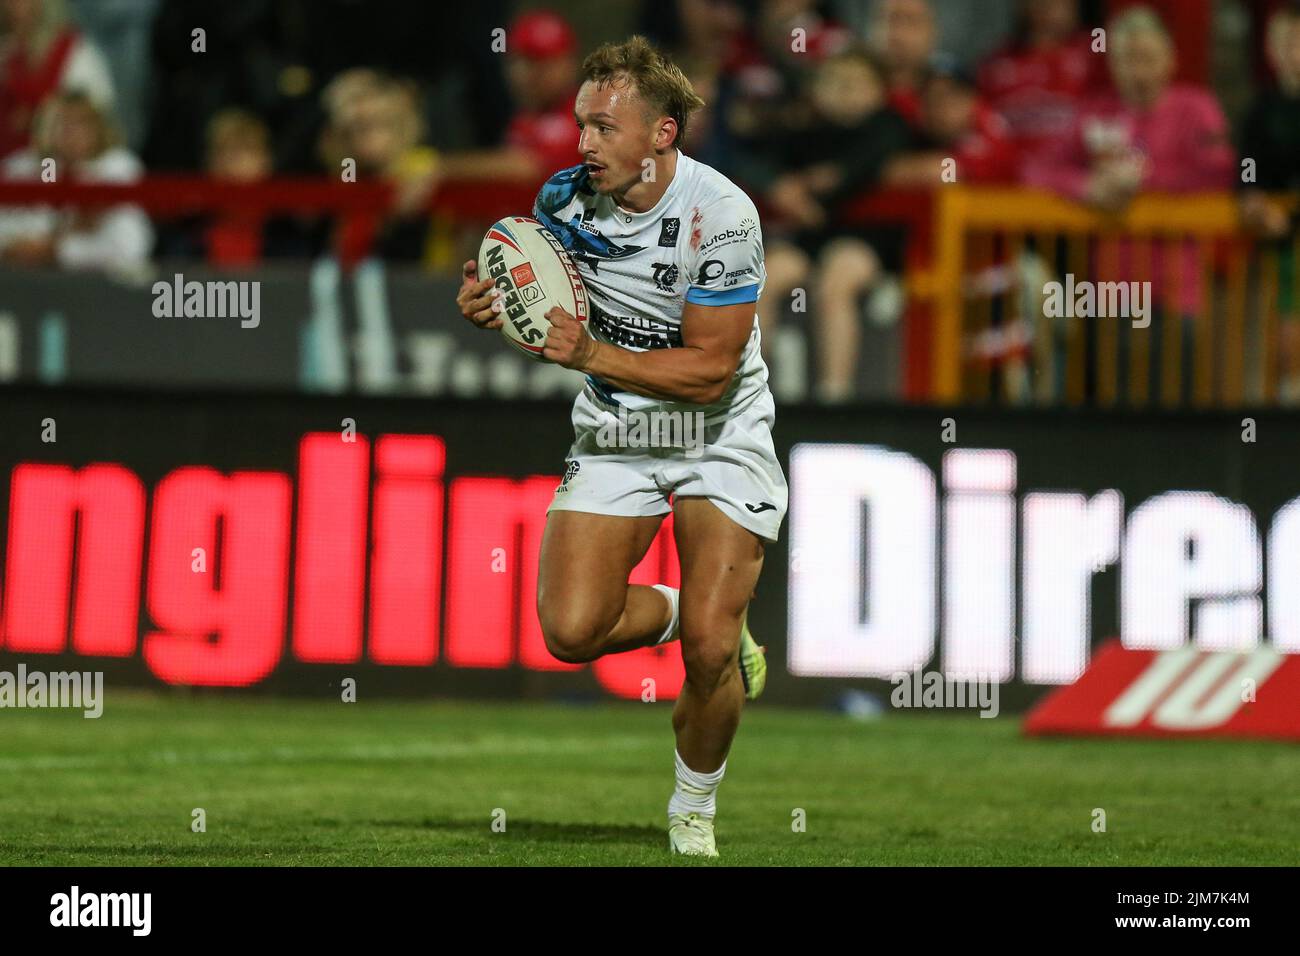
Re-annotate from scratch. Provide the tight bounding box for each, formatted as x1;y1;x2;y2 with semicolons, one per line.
456;259;503;330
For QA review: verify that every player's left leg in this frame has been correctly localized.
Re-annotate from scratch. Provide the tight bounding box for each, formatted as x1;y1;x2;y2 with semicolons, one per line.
665;495;766;857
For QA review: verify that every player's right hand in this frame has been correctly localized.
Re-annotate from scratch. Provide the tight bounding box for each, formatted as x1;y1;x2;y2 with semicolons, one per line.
457;259;503;330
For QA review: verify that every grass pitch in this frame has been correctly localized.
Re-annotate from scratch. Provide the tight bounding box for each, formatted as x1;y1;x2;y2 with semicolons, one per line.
1;691;1296;866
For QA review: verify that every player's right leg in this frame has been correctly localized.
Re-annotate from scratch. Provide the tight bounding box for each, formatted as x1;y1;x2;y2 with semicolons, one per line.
536;510;674;664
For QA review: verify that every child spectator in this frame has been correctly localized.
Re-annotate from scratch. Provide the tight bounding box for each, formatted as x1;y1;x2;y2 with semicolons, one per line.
317;69;438;263
752;47;912;402
0;89;150;275
154;108;318;265
886;58;1020;185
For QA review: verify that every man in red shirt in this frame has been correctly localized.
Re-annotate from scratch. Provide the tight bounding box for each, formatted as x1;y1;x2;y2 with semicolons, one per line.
433;10;580;186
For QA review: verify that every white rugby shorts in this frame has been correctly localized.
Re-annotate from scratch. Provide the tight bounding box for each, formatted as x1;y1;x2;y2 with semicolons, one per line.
547;385;788;542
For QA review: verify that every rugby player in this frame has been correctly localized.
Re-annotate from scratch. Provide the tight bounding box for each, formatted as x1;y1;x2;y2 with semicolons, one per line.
456;36;786;858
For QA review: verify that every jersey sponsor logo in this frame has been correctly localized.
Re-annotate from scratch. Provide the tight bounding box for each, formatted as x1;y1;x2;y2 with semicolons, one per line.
659;217;680;247
589;303;683;350
699;259;725;283
725;266;755;288
651;262;679;292
698;219;758;254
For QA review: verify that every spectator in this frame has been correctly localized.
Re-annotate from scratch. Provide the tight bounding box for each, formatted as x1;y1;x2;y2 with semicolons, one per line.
752;47;912;402
726;0;854;174
978;0;1107;164
637;0;753;170
1025;6;1236;403
886;58;1021;185
0;0;115;158
868;0;939;128
1026;6;1234;208
317;69;437;263
155;108;319;264
429;10;580;186
1239;5;1300;402
0;90;151;274
886;59;1027;400
382;9;582;272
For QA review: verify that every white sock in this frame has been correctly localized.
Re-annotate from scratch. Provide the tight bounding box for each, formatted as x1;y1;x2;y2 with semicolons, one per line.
650;584;680;645
667;749;726;820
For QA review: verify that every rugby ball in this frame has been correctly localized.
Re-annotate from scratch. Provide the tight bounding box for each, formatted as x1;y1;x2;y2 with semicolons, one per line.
477;216;588;360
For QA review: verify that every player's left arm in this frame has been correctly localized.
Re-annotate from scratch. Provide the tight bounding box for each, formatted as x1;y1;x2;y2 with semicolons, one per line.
546;297;752;404
543;193;763;404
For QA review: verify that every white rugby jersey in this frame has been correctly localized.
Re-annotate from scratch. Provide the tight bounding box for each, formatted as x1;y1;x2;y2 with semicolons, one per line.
532;149;770;423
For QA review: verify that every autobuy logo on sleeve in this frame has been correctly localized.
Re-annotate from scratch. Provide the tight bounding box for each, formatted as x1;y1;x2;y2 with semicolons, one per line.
50;886;151;936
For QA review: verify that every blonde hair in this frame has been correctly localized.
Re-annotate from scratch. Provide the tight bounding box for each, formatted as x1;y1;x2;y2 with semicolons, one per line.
32;90;119;157
581;35;705;148
206;108;269;154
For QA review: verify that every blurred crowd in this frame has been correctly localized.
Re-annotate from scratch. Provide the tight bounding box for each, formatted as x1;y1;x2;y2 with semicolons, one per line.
1;0;1299;398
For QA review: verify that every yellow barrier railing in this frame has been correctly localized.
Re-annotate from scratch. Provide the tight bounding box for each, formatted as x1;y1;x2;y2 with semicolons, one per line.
921;187;1300;407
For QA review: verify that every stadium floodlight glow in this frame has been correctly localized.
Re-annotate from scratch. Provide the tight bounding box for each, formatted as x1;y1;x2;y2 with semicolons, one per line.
787;442;1284;685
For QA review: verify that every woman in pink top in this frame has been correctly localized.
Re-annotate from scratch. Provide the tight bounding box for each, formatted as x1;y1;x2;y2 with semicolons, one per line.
1024;6;1235;403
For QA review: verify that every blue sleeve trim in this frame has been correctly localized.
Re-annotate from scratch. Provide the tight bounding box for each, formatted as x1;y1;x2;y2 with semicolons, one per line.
685;284;759;306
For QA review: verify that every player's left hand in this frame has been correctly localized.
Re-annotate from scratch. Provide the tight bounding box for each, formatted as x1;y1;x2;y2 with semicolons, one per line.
543;307;596;370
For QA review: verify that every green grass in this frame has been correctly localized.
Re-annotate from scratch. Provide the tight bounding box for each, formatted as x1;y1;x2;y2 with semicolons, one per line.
1;691;1296;865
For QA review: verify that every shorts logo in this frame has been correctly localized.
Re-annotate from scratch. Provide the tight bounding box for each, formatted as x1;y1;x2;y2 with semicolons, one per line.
745;501;776;514
510;263;536;288
557;459;581;492
659;218;680;247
